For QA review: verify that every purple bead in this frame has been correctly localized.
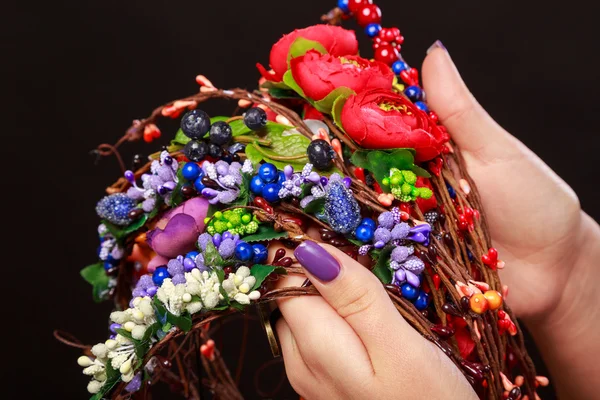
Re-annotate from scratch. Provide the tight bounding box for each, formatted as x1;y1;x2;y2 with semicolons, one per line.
320;176;329;186
284;165;294;179
163;181;176;191
132;288;147;298
222;231;233;240
124;170;135;183
343;177;352;188
212;233;222;247
407;224;432;246
183;257;196;272
201;188;218;198
163;155;173;165
109;334;116;340
146;286;158;297
405;270;421;287
374;240;386;249
232;234;240;244
394;268;406;283
109;323;121;334
176;255;184;264
306;172;320;183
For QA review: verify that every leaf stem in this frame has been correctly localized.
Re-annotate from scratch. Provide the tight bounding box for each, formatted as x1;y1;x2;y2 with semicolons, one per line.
234;136;272;146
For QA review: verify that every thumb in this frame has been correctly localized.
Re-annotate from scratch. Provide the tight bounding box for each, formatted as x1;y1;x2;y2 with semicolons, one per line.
293;240;423;368
422;43;516;158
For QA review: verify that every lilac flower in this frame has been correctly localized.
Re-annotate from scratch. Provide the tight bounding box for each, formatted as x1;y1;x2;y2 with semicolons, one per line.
125;151;179;207
218;238;236;258
391;222;410;240
199;160;243;205
197;233;213;251
373;227;391;248
167;259;184;276
171;274;186;285
391;246;410;263
377;212;395;229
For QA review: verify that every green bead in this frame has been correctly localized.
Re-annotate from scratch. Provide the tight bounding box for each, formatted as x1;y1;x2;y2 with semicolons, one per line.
401;170;417;185
401;183;413;195
382;177;390;186
241;214;252;224
213;211;223;220
419;187;433;199
214;221;228;233
229;214;241;226
207;226;215;235
245;221;259;234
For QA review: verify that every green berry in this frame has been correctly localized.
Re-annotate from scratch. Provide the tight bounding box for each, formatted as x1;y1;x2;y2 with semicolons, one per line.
411;187;420;197
401;183;413;195
241;214;252;224
229;214;241;226
213;211;223;220
233;208;244;215
419;187;433;199
214;221;228;233
245;221;259;234
382;177;390;186
207;226;216;235
401;170;417;185
390;174;402;186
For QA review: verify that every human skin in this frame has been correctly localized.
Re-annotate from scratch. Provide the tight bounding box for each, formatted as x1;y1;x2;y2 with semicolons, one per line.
271;44;600;399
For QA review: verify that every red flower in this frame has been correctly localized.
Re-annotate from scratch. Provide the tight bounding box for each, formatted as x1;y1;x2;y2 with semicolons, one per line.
257;25;358;83
340;89;449;161
290;50;393;101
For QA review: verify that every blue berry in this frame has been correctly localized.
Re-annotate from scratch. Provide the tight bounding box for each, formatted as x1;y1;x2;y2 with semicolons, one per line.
360;217;376;230
250;174;266;195
415;101;429;113
235;242;253;261
96;193;136;226
262;183;281;203
193;171;206;192
182;162;201;181
401;282;419;301
258;163;278;183
337;0;350;13
209;121;233;145
365;23;381;37
244;107;268;130
184;140;208;162
307;139;334;170
252;244;269;264
181;109;211;140
152;266;170;286
186;251;199;259
404;85;424;102
354;224;374;242
414;291;430;310
392;60;408;75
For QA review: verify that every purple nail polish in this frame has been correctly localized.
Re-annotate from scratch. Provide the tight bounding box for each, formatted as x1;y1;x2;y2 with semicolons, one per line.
294;240;340;282
426;40;447;55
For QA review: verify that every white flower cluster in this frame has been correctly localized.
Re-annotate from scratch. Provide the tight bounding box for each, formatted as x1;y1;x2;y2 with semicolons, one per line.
222;266;261;305
156;269;222;316
80;297;156;393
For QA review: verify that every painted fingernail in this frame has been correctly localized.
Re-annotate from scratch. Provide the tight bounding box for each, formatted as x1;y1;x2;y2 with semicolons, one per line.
294;240;340;282
427;40;447;55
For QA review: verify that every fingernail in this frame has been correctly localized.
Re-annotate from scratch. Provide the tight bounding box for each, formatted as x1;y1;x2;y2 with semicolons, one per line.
427;40;447;55
294;240;340;282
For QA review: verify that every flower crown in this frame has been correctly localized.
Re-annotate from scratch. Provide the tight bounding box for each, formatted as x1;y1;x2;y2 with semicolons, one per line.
68;1;545;399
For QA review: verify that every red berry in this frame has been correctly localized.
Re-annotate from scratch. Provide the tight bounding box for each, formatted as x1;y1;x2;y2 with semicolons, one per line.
373;43;399;65
356;4;382;27
347;0;373;13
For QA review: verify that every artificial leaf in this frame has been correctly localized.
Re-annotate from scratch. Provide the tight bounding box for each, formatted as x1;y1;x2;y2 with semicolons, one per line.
102;214;148;242
230;302;247;312
282;70;305;98
229;173;250;207
312;87;355;114
250;264;288;291
80;263;109;303
346;238;364;247
152;296;169;325
287;37;327;66
371;246;393;284
260;79;293;90
268;87;302;99
167;312;192;333
332;92;350;130
303;197;325;214
204;242;224;267
243;224;288;242
411;164;431;178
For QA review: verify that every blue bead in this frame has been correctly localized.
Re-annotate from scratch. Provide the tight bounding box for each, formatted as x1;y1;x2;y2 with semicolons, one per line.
252;244;269;264
103;262;113;271
262;183;281;203
414;291;430;310
186;251;199;259
337;0;349;13
182;162;201;181
404;85;424;102
354;224;374;242
193;176;205;192
446;183;456;199
152;266;170;286
415;101;429;113
250;174;266;195
277;171;286;185
360;217;376;230
235;242;253;261
401;283;419;300
258;163;278;183
392;60;408;75
365;23;381;38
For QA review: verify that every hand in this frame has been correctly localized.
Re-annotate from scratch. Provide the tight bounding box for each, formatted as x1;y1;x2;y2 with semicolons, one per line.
273;241;477;400
422;43;583;321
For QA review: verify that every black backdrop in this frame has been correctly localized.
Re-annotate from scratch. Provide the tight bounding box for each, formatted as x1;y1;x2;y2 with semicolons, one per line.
7;0;600;398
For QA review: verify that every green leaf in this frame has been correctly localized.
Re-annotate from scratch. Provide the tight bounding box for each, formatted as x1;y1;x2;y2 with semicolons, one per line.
411;164;431;178
169;167;186;207
350;149;422;192
90;360;121;400
229;173;250;207
303;197;326;214
80;263;109;303
287;37;327;66
332;92;350;130
230;302;247;312
268;87;302;99
102;214;148;242
250;264;288;291
346;238;364;247
282;70;305;98
215;268;230;304
167;312;192;333
243;224;288;242
204;242;224;267
152;296;169;325
372;246;393;284
312;87;355;114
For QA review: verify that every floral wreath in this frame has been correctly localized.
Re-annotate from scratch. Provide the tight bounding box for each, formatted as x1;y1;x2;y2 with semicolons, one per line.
61;1;548;399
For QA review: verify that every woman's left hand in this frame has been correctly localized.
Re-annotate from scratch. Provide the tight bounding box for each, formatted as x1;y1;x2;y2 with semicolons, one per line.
272;240;477;399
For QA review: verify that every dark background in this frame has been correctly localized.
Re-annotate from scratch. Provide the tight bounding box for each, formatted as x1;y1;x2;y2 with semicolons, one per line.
7;0;600;398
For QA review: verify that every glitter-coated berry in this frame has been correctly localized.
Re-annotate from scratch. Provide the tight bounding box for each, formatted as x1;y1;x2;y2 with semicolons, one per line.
182;162;201;181
355;4;382;27
181;109;210;140
307;139;335;170
424;210;439;225
244;107;268;130
209;121;232;145
152;266;170;286
258;163;278;183
96;193;137;226
184;140;208;162
324;179;362;234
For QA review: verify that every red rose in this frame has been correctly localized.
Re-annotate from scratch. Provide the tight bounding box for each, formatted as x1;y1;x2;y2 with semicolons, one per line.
257;25;358;83
290;51;393;101
340;89;449;161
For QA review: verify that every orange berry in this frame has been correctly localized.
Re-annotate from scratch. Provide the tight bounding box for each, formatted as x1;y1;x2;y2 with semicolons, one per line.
469;293;489;314
484;290;503;310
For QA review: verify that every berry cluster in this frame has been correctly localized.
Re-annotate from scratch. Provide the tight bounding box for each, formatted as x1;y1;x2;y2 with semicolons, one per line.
250;163;285;203
383;168;433;202
204;209;259;236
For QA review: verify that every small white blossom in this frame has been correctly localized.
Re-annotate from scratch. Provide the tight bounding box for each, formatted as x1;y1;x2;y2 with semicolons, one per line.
184;269;221;311
156;279;187;316
204;162;218;180
222;267;260;305
241;159;254;174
